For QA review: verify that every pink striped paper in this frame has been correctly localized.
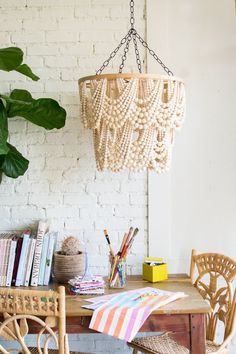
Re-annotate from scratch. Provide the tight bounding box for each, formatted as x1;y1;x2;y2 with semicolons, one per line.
89;287;186;342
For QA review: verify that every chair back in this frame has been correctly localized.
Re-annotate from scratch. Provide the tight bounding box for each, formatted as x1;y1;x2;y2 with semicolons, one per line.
0;286;68;354
190;250;236;343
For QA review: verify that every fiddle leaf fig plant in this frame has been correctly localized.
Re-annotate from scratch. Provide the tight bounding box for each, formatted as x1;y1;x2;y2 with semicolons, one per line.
0;47;66;182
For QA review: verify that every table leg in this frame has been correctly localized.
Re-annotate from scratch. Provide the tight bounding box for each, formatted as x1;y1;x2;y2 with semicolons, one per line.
189;314;206;354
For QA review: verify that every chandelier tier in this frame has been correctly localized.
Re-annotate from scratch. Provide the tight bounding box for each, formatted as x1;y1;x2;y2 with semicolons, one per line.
79;1;186;173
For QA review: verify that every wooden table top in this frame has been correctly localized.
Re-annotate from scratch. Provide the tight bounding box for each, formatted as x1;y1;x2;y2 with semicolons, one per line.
65;275;211;317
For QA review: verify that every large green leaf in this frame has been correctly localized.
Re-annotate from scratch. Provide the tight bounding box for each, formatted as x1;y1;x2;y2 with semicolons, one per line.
15;64;40;81
0;154;5;182
0;99;9;155
8;89;32;102
0;154;5;166
0;47;23;71
1;143;29;178
3;89;66;129
0;47;39;81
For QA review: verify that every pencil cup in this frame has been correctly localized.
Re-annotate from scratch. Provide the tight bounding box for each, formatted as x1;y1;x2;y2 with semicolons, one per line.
108;254;126;288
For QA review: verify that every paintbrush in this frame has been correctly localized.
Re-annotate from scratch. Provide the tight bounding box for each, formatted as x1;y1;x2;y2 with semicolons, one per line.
103;229;115;258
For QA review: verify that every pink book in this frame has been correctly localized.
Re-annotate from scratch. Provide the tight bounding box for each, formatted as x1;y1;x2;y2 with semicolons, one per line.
0;237;7;286
2;237;12;286
0;236;3;286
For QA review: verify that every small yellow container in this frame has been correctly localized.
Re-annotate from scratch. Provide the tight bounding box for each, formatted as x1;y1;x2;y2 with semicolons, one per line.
142;257;168;283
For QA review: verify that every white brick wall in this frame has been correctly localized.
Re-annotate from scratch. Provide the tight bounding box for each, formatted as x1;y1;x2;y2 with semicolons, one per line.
0;1;235;353
0;0;147;352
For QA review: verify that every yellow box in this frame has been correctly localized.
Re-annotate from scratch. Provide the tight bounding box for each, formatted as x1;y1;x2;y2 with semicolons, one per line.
142;260;168;283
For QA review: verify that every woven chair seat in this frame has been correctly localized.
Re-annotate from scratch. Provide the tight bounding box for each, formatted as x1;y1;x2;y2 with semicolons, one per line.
129;333;221;354
27;348;93;354
205;341;222;353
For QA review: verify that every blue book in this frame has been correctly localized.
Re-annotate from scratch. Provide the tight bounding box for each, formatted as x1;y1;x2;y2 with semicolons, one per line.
38;233;49;285
15;230;30;286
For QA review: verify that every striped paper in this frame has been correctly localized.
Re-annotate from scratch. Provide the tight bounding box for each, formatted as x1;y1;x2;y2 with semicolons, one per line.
89;288;186;342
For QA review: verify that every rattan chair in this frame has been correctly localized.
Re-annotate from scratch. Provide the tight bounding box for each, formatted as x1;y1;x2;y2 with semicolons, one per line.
0;286;92;354
128;250;236;354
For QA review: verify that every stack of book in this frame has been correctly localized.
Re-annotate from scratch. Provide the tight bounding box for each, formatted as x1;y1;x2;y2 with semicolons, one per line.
69;275;105;295
0;220;57;287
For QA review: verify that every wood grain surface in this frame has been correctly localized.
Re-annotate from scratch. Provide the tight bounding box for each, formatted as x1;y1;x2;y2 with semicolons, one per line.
13;274;211;316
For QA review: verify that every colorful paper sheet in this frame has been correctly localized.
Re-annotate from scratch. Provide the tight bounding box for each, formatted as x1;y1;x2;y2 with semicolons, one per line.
89;287;186;342
86;286;159;303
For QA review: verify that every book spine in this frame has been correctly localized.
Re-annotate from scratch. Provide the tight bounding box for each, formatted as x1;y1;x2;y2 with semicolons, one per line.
0;234;9;286
24;239;36;287
31;220;49;287
0;239;2;286
3;238;12;286
12;238;23;286
38;233;49;286
43;233;56;285
23;238;33;286
15;233;30;286
6;240;17;287
0;235;3;285
1;239;7;286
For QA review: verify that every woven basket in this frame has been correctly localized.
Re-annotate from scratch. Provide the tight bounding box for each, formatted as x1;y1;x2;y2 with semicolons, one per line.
53;251;86;283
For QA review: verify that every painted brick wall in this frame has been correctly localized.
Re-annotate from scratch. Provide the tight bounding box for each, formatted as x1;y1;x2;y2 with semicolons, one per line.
0;0;147;273
3;2;234;354
0;0;147;352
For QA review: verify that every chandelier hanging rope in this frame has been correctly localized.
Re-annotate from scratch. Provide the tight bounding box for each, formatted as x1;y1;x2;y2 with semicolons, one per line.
79;0;186;173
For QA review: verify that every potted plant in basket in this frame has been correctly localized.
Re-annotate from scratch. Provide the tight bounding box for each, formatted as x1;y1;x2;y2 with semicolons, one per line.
53;236;86;283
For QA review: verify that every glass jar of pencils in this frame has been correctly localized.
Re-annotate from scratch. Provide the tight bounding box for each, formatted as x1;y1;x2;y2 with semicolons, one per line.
108;253;127;288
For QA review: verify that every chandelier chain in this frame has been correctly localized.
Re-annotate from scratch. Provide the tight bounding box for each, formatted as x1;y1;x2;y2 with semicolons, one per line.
95;32;130;75
119;33;132;73
132;32;142;73
95;0;173;76
135;32;173;76
130;0;135;29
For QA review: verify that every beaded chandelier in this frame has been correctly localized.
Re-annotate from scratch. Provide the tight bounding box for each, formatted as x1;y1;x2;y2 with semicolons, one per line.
79;1;186;173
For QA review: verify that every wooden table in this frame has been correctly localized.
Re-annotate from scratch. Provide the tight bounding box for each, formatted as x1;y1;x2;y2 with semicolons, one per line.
65;275;211;354
29;275;211;354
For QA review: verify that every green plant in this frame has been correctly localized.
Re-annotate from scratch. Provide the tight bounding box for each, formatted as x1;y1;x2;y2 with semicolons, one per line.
0;47;66;182
60;236;82;256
